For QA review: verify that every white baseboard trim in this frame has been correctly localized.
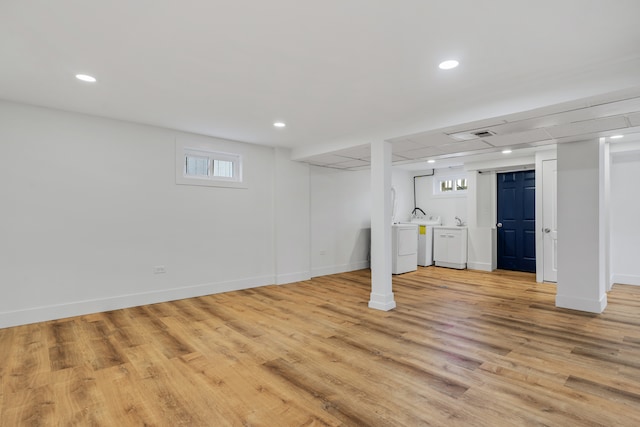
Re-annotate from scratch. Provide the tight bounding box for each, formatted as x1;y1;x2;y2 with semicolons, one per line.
368;291;396;311
276;271;312;285
467;261;493;272
0;275;274;329
611;274;640;286
311;260;370;278
556;293;608;314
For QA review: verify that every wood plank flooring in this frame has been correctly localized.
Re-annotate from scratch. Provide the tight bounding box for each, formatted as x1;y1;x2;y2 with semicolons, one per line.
2;267;640;426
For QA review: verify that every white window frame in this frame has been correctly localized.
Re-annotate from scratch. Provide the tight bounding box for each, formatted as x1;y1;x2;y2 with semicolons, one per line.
433;173;468;197
176;140;246;188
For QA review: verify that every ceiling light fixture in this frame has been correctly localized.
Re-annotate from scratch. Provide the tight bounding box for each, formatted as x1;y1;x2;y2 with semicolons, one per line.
75;74;97;82
273;122;286;128
610;135;624;139
438;60;459;70
502;149;512;154
427;159;436;164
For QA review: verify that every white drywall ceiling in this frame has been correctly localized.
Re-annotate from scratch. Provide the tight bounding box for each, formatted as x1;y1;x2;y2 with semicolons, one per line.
2;0;640;163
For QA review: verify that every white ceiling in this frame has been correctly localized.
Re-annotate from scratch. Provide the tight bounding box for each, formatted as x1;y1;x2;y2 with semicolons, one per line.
2;1;640;167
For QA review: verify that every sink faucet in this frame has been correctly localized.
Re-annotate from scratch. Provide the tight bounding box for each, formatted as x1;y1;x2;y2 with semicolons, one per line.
455;216;463;226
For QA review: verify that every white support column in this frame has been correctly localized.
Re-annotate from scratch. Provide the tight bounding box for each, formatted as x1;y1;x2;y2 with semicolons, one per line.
556;139;608;313
600;140;612;291
369;140;395;311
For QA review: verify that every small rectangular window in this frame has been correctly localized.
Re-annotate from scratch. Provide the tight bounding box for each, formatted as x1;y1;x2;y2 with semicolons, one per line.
434;173;468;196
185;155;210;177
176;139;245;188
456;178;468;191
213;159;234;178
440;180;454;192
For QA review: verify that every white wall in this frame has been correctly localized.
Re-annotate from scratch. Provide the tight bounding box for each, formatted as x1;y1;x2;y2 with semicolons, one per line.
274;147;311;284
0;100;309;328
610;150;640;286
309;166;371;277
392;168;414;223
413;167;468;226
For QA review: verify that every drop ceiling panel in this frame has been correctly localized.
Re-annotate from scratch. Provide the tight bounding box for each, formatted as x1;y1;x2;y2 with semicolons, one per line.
390;139;423;152
303;153;355;165
440;118;508;136
333;159;370;168
465;97;640;138
589;96;640;116
406;132;456;147
394;146;443;160
435;140;493;154
628;112;640;127
527;139;558;148
333;145;370;159
546;116;629;138
482;128;553;147
359;154;410;162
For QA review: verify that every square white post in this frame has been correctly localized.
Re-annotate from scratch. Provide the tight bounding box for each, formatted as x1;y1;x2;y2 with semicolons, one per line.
369;140;395;311
556;139;608;313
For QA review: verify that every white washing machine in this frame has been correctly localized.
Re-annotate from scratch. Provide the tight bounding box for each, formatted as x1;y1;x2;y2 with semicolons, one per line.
410;216;442;267
392;223;418;274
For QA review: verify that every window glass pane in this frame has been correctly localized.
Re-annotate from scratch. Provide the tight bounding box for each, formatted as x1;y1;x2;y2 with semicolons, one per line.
440;180;453;192
185;156;209;176
213;159;234;178
456;178;468;191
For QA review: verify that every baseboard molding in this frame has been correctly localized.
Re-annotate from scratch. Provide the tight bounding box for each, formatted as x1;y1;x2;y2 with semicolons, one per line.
467;261;493;272
611;274;640;286
276;271;312;285
556;293;608;314
0;275;274;329
368;291;396;311
311;260;370;278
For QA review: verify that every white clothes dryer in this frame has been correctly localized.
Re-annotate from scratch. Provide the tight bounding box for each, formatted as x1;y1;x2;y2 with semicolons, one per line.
392;223;418;274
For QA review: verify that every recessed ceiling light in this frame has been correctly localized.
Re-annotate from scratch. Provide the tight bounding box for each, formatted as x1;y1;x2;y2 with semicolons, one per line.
502;149;512;154
427;159;436;164
610;135;624;139
75;74;97;82
273;122;286;128
438;60;459;70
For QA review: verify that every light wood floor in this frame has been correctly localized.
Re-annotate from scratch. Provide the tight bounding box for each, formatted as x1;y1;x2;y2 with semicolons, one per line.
2;267;640;426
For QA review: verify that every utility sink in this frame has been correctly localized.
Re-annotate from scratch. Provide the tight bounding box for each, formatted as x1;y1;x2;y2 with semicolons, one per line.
410;216;441;226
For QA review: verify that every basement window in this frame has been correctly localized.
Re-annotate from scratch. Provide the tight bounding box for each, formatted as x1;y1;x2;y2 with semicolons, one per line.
434;174;468;196
176;140;245;188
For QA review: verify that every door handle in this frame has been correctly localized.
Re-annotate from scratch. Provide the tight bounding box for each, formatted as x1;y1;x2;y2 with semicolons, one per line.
544;228;551;233
497;222;502;228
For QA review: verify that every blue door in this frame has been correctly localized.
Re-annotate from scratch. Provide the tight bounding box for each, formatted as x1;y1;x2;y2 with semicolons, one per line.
497;171;536;272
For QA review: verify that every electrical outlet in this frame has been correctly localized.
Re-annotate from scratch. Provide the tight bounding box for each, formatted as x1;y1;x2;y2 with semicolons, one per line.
153;265;166;274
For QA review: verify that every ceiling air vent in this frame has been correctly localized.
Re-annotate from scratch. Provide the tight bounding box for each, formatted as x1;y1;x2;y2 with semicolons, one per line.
448;129;496;141
472;130;496;138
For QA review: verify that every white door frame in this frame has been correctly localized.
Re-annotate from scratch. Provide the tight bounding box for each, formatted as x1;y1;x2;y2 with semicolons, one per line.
535;150;558;283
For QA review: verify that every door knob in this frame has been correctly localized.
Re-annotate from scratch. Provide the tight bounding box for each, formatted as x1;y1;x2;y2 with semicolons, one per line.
497;222;502;228
544;228;551;233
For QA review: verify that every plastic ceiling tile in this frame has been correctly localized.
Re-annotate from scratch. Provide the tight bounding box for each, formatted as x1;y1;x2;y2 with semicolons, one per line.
545;116;628;138
333;159;370;168
482;128;553;147
303;153;356;165
435;140;493;154
333;145;370;159
628;112;640;127
394;146;443;160
390;139;422;152
406;132;457;147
